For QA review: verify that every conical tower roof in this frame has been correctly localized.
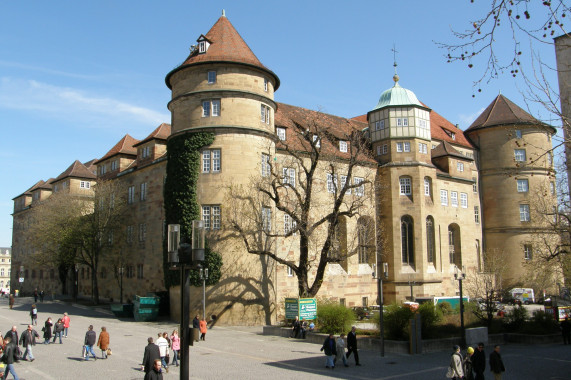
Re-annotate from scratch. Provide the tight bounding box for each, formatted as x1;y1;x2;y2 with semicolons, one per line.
166;13;279;89
466;95;554;133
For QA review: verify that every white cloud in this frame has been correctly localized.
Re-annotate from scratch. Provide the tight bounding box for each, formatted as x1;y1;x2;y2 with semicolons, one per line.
0;77;169;128
458;107;486;129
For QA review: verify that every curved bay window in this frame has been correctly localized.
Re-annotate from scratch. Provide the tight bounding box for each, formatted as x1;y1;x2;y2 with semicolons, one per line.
401;215;414;266
426;216;435;265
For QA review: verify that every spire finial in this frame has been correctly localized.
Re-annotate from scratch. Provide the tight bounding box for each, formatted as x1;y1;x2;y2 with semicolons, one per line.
222;9;226;17
391;44;399;84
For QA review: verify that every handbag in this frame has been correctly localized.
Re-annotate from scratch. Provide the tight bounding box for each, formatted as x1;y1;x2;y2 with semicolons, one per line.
445;365;455;378
106;348;112;356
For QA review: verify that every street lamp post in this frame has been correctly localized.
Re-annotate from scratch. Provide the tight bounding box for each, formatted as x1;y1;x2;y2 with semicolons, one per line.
168;221;205;380
454;265;466;348
19;266;24;296
199;267;209;320
373;262;389;357
408;274;416;302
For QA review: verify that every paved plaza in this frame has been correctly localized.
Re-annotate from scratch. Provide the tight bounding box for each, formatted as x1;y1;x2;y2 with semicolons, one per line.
0;297;569;379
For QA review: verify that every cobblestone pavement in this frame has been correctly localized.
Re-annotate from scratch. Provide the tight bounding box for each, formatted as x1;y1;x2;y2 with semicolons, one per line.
0;297;569;379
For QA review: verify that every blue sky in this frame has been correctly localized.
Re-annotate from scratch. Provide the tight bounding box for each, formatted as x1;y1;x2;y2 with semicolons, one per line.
0;1;562;247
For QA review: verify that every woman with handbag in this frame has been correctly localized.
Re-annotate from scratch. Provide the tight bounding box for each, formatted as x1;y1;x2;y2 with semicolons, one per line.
97;327;110;359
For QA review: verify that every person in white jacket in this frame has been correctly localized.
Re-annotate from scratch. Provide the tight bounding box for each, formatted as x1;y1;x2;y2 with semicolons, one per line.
449;345;464;379
156;332;169;373
335;333;349;367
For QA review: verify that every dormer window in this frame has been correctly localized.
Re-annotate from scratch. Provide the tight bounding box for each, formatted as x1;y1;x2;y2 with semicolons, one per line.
339;141;348;153
197;36;210;54
443;129;456;140
141;146;151;159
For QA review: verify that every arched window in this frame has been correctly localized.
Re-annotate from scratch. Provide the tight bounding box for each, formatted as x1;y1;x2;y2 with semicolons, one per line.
426;216;435;264
448;224;462;267
399;176;412;196
401;215;414;266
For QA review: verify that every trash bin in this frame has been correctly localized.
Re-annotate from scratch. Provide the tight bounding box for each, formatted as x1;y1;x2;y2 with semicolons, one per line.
133;295;160;322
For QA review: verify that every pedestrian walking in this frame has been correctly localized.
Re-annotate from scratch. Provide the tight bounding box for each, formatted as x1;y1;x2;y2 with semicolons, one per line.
4;325;20;360
346;326;361;366
142;337;160;375
42;317;53;344
472;342;486;380
19;325;39;362
52;318;64;344
464;346;475;380
2;336;20;380
39;290;44;302
144;358;164;380
170;330;180;367
320;333;337;369
62;312;70;338
446;345;464;379
97;326;110;359
30;304;38;326
489;345;505;380
561;316;571;345
83;325;97;361
8;294;14;309
199;318;207;341
335;333;348;367
192;315;200;342
156;332;169;373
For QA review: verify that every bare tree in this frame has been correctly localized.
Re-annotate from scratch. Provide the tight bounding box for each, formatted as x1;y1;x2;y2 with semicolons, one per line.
29;180;128;303
226;110;376;297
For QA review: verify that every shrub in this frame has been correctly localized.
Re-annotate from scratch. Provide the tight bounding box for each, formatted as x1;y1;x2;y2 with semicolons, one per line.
316;301;355;334
521;310;560;334
417;302;443;339
503;305;528;331
382;304;414;340
438;301;454;315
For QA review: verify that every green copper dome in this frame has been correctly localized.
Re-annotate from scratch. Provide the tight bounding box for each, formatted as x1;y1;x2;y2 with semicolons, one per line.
372;75;423;110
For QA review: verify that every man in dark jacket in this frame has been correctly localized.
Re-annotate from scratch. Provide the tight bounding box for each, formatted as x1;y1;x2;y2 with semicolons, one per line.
19;324;40;362
192;315;200;342
561;316;571;345
320;334;337;368
142;337;161;374
489;345;505;380
472;342;486;380
84;325;97;361
4;326;20;361
2;336;20;379
346;326;361;366
144;358;164;380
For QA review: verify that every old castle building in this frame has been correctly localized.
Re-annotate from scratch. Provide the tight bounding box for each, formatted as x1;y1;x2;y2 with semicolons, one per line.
11;14;557;324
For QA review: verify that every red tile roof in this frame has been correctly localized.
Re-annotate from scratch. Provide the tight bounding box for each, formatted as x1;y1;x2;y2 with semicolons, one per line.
54;160;96;182
94;134;139;164
431;140;470;160
133;123;171;147
166;15;279;89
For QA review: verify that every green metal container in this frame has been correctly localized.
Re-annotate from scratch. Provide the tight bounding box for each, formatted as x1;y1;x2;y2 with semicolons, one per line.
133;295;160;322
110;303;134;318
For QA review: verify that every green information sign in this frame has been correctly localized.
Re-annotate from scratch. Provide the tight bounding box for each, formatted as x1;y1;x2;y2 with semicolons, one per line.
299;298;317;320
285;298;299;319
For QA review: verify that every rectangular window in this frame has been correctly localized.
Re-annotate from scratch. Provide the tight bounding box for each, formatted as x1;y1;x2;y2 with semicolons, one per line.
202;100;210;117
517;179;529;192
284;214;297;235
440;190;448;206
202;99;220;117
140;182;147;201
287;265;293;276
202;149;221;173
376;146;381;156
515;129;522;139
550;181;555;195
313;135;320;147
354;177;364;196
520;204;530;222
211;99;220;116
264;78;268;91
474;206;480;224
399;177;412;195
473;177;478;193
339;141;348;153
127;225;134;244
261;154;270;177
460;193;468;208
282;168;296;187
403;142;411;152
424;178;430;196
397;118;409;126
262;207;271;232
548;152;553;166
382;144;388;155
457;162;464;172
341;175;351;194
419;143;427;154
326;174;337;193
260;104;270;124
128;186;135;204
137;264;144;279
451;191;458;207
207;70;216;84
111;160;118;170
396;142;403;152
524;244;532;260
80;181;90;189
514;149;526;162
276;127;286;141
375;120;385;131
202;205;221;230
139;223;147;242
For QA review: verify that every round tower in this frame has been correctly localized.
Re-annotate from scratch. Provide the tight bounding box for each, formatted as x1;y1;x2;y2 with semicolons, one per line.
465;95;557;285
164;12;280;324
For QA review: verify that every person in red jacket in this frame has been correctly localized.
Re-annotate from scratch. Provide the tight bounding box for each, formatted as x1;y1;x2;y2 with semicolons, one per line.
62;312;70;338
